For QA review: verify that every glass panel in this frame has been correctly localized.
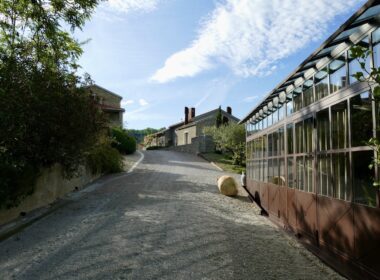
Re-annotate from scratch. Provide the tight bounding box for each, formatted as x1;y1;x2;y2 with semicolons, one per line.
268;113;273;127
272;158;279;185
304;117;313;153
332;152;349;201
262;159;268;183
279;158;285;186
317;109;330;151
287;123;294;155
348;37;370;84
305;156;313;193
272;131;278;157
273;109;278;124
318;154;332;196
278;104;285;121
268;134;273;157
303;79;314;107
329;55;347;93
286;93;293;116
315;68;329;100
350;92;373;147
287;157;294;188
268;158;273;183
353;151;377;207
293;87;303;112
331;101;348;149
278;127;285;156
296;156;304;191
263;135;267;158
295;121;303;153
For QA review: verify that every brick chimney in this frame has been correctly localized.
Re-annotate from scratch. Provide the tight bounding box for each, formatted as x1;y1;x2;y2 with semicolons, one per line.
227;106;232;115
189;107;195;121
184;107;189;124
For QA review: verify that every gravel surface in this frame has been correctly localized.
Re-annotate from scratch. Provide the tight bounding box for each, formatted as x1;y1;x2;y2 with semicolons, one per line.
0;150;344;280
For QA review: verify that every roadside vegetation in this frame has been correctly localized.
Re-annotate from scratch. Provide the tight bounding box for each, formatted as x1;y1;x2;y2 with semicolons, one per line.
203;122;246;174
0;0;128;209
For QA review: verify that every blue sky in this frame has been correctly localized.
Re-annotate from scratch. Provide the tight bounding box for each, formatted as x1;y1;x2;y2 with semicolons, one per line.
76;0;366;129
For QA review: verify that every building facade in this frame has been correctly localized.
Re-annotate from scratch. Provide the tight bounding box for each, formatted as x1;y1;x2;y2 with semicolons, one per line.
147;106;239;153
86;84;125;127
241;1;380;279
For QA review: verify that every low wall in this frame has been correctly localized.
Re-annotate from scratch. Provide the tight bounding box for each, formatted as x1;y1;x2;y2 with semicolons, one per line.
166;136;215;154
0;164;100;226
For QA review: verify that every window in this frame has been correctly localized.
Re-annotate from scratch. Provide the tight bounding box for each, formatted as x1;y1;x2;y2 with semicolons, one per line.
268;133;273;157
268;113;273;127
303;79;314;107
293;87;303;112
287;157;294;188
353;151;377;207
279;158;285;186
278;104;285;121
305;156;313;193
315;68;329;100
331;101;348;149
278;127;285;156
318;155;331;196
287;123;294;154
272;109;278;124
286;93;293;116
304;118;313;153
332;153;350;201
329;55;347;93
350;92;373;147
317;109;330;151
295;121;303;153
296;156;304;190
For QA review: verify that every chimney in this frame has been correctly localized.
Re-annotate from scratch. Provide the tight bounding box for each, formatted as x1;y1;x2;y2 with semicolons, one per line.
190;107;195;120
227;106;232;115
184;107;189;124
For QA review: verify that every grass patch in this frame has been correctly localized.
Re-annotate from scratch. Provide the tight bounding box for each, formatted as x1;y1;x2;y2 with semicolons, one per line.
201;152;245;174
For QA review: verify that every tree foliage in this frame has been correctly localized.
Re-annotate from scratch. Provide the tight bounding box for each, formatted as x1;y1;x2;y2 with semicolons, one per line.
111;127;137;155
0;0;104;208
204;123;246;166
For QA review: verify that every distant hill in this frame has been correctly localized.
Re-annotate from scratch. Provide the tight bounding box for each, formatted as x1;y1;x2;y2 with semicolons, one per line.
127;127;164;143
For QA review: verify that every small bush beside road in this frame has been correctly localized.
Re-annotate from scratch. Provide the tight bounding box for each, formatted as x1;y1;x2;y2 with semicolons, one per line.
111;127;137;155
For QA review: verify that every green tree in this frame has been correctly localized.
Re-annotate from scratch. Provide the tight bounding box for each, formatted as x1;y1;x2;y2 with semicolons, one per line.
204;123;246;165
215;106;223;128
111;127;137;155
0;0;104;208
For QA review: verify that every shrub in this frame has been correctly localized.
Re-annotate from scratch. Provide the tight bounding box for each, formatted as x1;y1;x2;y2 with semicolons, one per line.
86;142;123;174
0;163;39;209
111;127;137;155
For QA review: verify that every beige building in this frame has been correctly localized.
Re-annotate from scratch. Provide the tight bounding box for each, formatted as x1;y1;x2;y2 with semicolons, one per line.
147;106;239;153
175;107;239;146
86;84;125;127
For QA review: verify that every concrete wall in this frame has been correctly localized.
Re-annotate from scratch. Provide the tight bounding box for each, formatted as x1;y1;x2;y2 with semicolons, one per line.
166;136;215;154
89;86;121;108
0;165;100;226
176;125;197;146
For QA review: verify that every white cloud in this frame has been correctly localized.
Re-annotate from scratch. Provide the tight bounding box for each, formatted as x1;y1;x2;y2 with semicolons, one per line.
105;0;160;14
121;99;135;106
243;96;258;103
139;98;149;106
151;0;362;83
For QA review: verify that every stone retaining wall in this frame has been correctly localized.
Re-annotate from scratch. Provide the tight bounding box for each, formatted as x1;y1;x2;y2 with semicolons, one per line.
0;164;99;226
165;136;215;154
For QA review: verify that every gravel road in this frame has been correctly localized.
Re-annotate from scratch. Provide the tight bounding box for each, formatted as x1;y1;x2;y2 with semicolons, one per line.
0;150;344;280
